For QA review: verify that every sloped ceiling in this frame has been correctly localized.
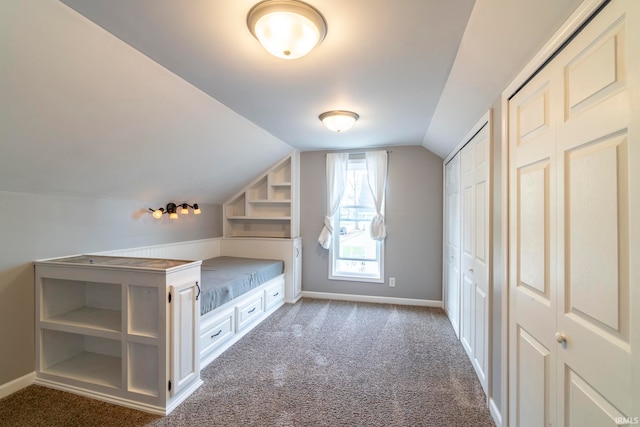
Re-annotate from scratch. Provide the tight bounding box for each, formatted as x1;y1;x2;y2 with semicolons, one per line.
1;0;583;205
1;1;293;205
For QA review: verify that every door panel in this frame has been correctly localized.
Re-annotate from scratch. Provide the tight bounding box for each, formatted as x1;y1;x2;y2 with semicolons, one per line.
509;68;558;426
474;284;487;385
555;2;636;423
566;368;625;427
566;136;626;332
564;20;625;119
170;281;200;396
473;126;490;392
510;2;638;426
517;160;549;297
517;327;550;427
461;273;473;355
444;155;461;338
459;123;490;394
460;142;475;359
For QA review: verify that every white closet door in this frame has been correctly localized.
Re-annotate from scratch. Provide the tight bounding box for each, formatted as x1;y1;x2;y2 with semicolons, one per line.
444;154;461;338
460;122;490;395
508;64;559;427
509;1;639;425
555;1;638;424
471;123;490;393
460;142;475;362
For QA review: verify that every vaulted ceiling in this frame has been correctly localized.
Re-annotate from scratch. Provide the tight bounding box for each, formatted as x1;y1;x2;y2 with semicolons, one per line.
1;0;583;204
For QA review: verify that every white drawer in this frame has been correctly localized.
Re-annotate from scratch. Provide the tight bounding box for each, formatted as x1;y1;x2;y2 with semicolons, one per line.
200;311;234;355
265;280;285;310
236;295;264;331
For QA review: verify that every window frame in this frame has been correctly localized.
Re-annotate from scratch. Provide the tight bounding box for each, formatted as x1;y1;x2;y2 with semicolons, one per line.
328;157;384;283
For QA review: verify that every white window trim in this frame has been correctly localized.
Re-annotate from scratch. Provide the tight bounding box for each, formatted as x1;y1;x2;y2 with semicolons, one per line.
328;155;385;283
328;238;384;283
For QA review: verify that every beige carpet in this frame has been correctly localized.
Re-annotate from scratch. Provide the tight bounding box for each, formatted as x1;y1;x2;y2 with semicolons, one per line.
0;299;495;426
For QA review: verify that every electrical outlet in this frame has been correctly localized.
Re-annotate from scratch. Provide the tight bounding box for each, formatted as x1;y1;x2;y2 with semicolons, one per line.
389;277;396;287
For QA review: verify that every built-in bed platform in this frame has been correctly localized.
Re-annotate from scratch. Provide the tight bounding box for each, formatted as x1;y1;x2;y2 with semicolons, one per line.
198;256;286;367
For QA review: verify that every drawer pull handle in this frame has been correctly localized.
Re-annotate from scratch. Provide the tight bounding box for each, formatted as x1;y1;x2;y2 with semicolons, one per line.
211;329;222;338
273;292;279;297
196;282;201;301
248;307;256;314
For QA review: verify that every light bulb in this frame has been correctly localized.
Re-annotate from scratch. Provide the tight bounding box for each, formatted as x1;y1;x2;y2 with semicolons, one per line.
152;209;163;219
180;204;189;215
193;203;201;215
169;212;178;220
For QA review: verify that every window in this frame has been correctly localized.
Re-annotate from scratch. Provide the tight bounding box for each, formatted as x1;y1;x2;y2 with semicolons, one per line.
329;157;384;282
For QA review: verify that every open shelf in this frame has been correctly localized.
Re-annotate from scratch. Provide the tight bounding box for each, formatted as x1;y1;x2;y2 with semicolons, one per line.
45;351;121;389
41;278;121;334
223;152;299;238
42;306;121;336
41;329;122;389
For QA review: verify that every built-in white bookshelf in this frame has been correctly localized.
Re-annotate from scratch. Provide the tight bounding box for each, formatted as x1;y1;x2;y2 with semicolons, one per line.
223;152;299;238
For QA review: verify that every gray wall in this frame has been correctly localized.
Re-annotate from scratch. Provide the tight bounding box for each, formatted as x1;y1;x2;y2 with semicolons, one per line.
0;191;221;385
300;146;443;300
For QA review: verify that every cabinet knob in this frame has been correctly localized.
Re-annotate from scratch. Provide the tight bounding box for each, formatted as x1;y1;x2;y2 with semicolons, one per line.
555;332;567;344
468;268;474;273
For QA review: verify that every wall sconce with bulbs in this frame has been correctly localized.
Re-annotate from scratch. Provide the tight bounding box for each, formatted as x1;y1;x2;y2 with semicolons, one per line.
148;203;201;220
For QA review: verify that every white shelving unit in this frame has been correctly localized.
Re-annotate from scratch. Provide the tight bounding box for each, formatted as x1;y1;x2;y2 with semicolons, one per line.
34;255;203;415
223;152;299;238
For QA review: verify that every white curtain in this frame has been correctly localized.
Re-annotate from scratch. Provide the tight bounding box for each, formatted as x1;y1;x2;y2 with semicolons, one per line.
318;152;349;249
365;150;388;240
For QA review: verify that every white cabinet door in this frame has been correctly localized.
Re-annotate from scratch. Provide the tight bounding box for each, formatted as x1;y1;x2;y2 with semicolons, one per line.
444;154;461;338
170;281;200;397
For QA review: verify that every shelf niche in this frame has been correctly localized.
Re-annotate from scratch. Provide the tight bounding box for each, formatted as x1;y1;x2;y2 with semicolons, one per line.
223;152;299;238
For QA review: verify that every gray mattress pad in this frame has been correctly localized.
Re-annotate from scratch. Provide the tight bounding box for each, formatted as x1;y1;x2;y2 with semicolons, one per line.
199;256;284;316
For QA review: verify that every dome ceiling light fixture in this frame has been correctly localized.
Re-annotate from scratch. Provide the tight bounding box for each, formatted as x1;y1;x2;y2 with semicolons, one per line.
319;110;360;133
247;0;327;60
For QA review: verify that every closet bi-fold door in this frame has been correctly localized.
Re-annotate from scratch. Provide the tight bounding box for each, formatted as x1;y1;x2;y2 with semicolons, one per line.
509;62;558;427
555;1;638;424
509;1;639;425
444;154;461;339
460;123;490;395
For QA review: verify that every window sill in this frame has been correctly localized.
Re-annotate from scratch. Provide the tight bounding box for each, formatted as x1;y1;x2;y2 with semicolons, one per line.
328;274;384;284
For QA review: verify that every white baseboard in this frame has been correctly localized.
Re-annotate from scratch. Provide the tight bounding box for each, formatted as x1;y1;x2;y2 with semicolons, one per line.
33;376;202;415
489;397;503;427
301;291;443;308
92;237;221;261
0;371;35;400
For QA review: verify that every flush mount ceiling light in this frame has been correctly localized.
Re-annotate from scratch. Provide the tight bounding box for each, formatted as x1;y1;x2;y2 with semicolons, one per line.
319;110;360;132
247;0;327;60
